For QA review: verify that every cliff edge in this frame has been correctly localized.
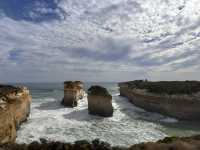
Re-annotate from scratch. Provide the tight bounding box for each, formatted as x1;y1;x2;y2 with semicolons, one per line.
119;80;200;121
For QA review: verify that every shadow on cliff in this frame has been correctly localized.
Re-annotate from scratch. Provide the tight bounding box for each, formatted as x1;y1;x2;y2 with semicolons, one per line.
114;94;179;124
113;95;161;122
35;100;64;110
63;109;105;121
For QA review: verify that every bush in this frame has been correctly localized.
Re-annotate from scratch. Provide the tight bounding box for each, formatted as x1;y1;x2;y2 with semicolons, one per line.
125;80;200;95
88;86;111;97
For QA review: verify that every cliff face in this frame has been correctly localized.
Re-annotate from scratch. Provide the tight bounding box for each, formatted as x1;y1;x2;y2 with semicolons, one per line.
0;85;32;144
119;81;200;121
87;86;113;117
61;81;84;107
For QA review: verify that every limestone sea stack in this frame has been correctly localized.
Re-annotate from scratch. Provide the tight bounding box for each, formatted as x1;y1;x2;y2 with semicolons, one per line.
87;86;113;117
119;80;200;121
61;81;84;107
0;85;32;144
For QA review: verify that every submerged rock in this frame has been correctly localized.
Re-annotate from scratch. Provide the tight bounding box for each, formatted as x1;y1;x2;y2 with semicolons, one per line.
119;80;200;121
87;85;113;117
0;85;31;144
61;81;84;107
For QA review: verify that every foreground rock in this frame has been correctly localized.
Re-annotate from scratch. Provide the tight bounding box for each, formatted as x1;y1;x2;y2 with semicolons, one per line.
1;135;200;150
87;86;113;117
119;80;200;121
0;85;31;144
61;81;84;107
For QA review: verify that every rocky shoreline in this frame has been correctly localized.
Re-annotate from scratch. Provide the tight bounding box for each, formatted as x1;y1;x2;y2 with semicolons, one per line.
119;80;200;121
1;135;200;150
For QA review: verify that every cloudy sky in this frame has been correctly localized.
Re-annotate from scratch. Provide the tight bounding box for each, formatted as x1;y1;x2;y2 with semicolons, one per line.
0;0;200;82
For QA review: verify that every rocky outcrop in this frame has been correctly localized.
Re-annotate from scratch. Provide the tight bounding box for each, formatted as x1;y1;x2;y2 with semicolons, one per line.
0;85;32;144
87;86;113;117
61;81;84;107
119;81;200;121
1;135;200;150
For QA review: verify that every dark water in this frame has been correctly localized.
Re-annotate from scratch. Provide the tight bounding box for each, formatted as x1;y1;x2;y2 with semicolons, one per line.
13;82;200;146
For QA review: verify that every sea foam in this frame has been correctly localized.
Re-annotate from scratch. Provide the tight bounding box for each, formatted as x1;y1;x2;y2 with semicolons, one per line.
16;94;173;146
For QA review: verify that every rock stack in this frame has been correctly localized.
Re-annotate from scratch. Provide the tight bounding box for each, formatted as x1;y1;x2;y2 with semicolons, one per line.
87;86;113;117
61;81;84;107
0;85;32;144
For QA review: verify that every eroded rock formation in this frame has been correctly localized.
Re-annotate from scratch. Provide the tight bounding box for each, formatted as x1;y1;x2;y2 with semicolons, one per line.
0;85;32;144
61;81;84;107
119;80;200;121
87;86;113;117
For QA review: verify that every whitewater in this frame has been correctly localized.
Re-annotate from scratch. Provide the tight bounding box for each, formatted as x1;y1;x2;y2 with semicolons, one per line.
15;83;200;146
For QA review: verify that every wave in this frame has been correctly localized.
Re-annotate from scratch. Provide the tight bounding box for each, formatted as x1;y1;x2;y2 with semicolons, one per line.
16;95;167;146
17;88;200;146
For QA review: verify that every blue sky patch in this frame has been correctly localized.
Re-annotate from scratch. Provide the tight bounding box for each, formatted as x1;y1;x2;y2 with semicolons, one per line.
0;0;65;22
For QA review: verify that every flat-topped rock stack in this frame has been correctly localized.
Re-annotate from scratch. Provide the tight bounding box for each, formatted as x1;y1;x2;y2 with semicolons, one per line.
119;80;200;121
61;81;84;107
0;85;32;144
87;86;113;117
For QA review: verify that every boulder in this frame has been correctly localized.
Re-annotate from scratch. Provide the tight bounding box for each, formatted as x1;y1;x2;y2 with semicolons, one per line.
87;86;113;117
61;81;84;107
0;85;32;144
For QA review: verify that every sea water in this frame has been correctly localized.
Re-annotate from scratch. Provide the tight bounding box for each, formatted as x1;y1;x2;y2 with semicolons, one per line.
15;82;200;146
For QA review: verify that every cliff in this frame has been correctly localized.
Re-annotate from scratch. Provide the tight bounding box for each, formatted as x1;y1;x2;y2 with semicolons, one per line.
119;80;200;121
0;85;32;144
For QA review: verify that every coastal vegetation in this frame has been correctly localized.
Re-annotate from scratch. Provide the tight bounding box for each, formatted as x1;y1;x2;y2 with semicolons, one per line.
124;80;200;95
1;135;200;150
88;86;111;97
0;85;22;97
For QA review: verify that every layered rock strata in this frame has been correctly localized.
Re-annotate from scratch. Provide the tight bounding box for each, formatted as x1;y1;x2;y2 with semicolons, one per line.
0;85;31;144
119;81;200;121
61;81;84;107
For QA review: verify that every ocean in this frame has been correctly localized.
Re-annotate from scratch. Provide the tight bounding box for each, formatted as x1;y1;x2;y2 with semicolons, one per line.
14;82;200;146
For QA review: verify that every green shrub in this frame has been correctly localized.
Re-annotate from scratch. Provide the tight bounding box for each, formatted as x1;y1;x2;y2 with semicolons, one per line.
88;86;111;97
125;80;200;95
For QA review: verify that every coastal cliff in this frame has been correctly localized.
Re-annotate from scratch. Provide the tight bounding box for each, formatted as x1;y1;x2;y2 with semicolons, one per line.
119;80;200;121
0;85;31;144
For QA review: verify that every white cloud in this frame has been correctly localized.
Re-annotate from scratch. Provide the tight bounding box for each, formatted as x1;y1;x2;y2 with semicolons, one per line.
0;0;200;82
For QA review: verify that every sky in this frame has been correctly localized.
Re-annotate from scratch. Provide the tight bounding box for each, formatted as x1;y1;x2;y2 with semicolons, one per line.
0;0;200;83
